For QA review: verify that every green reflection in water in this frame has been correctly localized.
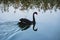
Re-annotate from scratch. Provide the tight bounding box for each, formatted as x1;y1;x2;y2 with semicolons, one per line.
0;0;60;12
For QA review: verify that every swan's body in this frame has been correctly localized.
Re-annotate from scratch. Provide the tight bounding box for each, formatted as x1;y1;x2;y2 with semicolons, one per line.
20;18;32;25
18;12;38;31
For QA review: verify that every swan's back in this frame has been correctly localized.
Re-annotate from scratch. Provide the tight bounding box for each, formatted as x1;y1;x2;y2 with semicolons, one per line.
20;18;32;25
20;18;29;21
20;18;31;22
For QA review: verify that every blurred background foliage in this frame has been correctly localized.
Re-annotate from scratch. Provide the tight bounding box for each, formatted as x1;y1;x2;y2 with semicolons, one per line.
0;0;60;12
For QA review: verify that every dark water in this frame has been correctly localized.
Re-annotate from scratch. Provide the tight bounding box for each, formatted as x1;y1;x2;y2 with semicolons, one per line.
0;0;60;12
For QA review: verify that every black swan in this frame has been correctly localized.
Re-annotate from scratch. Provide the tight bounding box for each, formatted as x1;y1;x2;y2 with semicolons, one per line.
18;12;38;31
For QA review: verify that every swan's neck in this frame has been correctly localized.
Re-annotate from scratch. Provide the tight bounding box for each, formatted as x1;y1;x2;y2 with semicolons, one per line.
33;13;35;23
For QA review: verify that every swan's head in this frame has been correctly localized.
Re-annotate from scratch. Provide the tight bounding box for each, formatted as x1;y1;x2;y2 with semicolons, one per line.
33;12;38;15
19;18;24;21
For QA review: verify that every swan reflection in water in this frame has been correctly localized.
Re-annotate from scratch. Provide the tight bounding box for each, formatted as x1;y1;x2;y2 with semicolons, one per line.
17;12;38;31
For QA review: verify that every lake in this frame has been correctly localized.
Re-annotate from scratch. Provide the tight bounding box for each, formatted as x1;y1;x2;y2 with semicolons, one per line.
0;0;60;40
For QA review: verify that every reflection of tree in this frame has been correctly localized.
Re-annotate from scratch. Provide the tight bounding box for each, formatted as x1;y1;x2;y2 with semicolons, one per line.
0;0;60;12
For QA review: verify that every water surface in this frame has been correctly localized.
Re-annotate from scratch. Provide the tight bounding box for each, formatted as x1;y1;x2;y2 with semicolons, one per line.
0;0;60;40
